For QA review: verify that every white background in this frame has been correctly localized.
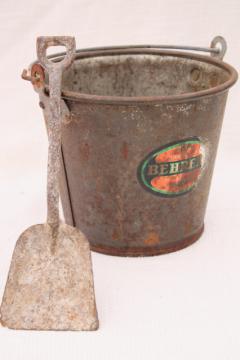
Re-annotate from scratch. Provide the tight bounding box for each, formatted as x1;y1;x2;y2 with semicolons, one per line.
0;0;239;359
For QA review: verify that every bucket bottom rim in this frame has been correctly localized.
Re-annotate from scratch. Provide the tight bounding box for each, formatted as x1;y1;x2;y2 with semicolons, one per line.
90;225;204;257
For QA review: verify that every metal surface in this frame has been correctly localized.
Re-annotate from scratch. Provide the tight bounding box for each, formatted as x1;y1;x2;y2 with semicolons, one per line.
0;36;99;330
23;36;238;257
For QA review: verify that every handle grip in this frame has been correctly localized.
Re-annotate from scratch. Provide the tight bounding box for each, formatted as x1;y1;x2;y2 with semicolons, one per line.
36;36;76;71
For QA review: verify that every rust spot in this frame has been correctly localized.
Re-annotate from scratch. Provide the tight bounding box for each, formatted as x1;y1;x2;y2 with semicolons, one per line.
68;312;77;321
112;229;119;241
184;219;193;236
144;231;160;246
121;141;129;160
31;64;45;89
80;142;90;161
210;73;218;87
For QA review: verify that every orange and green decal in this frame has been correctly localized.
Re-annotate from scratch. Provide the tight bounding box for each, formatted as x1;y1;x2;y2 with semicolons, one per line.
137;138;204;197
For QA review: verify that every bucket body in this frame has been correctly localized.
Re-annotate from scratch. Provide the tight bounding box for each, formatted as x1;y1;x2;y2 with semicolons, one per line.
39;47;237;256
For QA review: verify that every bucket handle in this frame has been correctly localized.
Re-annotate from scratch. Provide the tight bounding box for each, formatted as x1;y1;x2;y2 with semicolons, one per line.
22;35;227;84
49;36;227;61
46;35;227;61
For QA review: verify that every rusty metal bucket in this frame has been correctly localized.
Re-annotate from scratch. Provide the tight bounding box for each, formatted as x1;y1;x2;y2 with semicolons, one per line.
23;36;238;256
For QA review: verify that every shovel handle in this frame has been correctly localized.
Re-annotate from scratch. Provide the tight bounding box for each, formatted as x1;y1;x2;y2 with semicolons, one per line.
37;36;76;71
36;36;76;235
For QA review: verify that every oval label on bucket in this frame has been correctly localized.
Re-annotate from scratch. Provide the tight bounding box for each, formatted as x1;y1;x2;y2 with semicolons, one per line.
137;138;204;197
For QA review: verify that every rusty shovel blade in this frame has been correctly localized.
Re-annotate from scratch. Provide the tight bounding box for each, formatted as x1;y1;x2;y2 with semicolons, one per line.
0;223;98;330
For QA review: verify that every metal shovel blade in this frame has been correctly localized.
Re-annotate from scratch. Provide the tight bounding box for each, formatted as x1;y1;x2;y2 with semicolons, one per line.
0;223;99;330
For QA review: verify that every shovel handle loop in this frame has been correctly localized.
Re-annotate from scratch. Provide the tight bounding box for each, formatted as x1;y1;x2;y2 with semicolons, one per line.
36;36;76;71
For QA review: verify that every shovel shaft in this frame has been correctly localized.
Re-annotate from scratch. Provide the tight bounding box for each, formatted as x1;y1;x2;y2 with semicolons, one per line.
36;36;76;233
46;71;62;230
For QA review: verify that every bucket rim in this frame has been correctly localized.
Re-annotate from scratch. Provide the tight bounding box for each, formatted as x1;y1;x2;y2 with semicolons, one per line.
58;48;238;105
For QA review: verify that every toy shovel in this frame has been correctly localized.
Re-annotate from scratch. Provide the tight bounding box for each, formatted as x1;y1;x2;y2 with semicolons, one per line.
0;36;98;330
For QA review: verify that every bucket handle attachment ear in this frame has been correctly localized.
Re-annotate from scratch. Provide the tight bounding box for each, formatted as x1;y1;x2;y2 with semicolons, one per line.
210;36;227;60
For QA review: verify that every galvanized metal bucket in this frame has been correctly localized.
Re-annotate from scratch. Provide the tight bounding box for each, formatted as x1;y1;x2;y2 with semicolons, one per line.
23;36;238;256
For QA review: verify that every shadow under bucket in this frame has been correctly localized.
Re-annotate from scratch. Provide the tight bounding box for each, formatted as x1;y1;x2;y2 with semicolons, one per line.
25;37;238;256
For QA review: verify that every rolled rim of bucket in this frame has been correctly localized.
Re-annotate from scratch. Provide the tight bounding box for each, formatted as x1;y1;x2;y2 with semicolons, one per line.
47;47;238;105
